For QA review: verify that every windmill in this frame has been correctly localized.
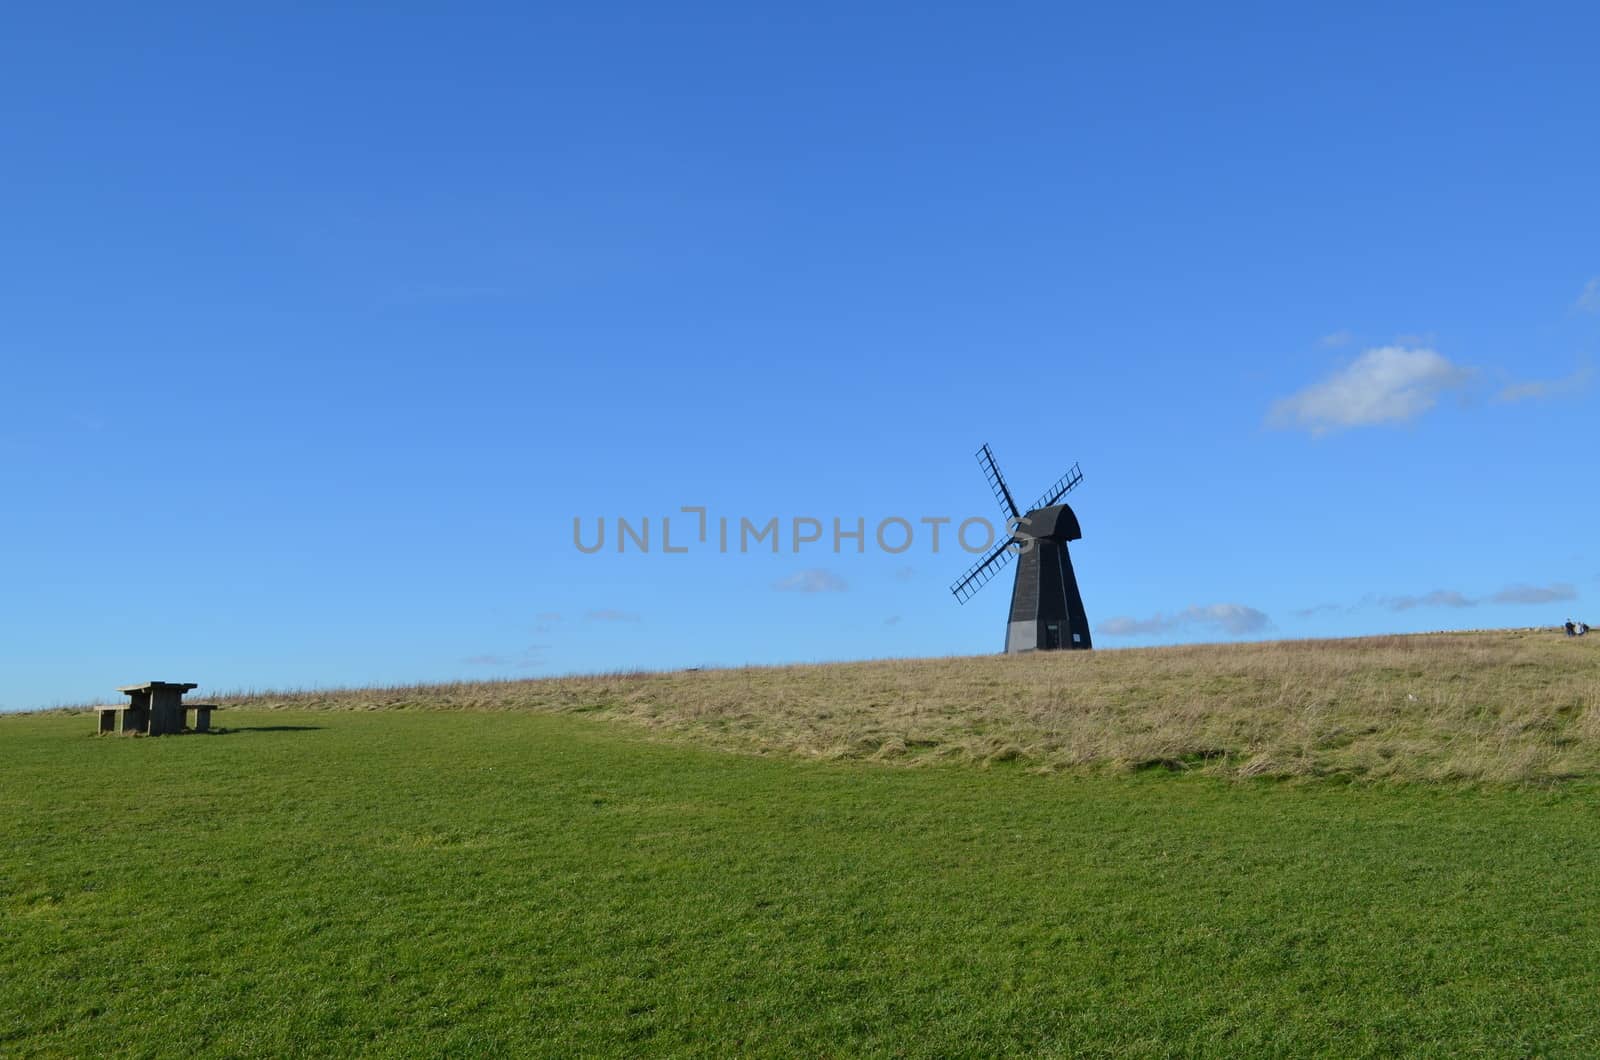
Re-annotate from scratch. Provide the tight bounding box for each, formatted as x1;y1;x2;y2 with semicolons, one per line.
949;443;1092;653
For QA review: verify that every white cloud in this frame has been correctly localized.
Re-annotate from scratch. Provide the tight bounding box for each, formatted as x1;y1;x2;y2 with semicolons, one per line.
1490;583;1577;605
462;645;546;670
1291;603;1344;619
1268;346;1473;435
1097;603;1270;638
1189;603;1272;634
1382;589;1476;612
1337;582;1581;612
773;569;848;593
1496;360;1593;403
1319;330;1354;348
1576;277;1600;313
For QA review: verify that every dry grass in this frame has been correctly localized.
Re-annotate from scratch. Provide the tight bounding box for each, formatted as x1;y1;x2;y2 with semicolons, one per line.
210;630;1600;783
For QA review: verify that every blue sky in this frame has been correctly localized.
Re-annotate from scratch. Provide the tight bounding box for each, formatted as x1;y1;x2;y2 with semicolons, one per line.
3;2;1597;710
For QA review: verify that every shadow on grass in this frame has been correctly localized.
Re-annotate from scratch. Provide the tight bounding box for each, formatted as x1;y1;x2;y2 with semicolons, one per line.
210;725;326;734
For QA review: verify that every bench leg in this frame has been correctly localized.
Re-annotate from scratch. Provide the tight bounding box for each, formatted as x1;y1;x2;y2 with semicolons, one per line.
193;708;211;733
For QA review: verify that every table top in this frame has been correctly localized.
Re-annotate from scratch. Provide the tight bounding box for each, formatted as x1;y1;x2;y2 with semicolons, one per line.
117;682;199;693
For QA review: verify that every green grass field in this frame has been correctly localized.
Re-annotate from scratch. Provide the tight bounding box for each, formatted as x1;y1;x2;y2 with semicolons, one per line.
5;690;1600;1056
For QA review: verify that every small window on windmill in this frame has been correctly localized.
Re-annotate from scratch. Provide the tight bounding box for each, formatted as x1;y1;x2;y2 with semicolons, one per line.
1072;633;1082;644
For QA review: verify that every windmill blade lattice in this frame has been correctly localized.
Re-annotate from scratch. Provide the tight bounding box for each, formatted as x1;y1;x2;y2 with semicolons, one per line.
1029;463;1083;514
976;444;1020;522
949;539;1015;604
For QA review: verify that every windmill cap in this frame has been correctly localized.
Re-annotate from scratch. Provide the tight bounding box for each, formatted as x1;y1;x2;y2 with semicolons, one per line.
1019;503;1082;542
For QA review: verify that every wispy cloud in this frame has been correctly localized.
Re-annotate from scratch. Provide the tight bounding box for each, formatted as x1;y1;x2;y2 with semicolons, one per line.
893;566;916;582
462;645;546;670
773;569;848;593
1496;360;1592;403
1319;330;1354;348
1575;277;1600;313
1345;583;1582;612
1382;589;1476;612
1291;602;1344;619
1490;583;1577;605
1097;603;1270;638
585;609;641;622
1268;346;1473;435
883;615;902;627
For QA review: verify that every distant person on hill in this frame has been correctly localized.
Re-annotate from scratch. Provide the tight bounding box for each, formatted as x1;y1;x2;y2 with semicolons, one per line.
1564;620;1576;636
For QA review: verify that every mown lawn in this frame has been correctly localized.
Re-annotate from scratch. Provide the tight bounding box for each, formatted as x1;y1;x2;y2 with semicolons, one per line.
4;710;1599;1056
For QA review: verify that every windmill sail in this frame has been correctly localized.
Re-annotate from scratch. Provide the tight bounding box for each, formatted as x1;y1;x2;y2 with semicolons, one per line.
976;444;1020;521
1029;463;1083;514
949;539;1015;604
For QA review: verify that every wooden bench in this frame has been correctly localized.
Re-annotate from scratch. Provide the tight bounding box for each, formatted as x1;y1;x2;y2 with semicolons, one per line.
94;704;148;735
188;704;220;732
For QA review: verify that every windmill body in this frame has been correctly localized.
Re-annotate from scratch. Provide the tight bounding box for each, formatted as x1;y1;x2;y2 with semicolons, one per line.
1004;503;1092;652
950;445;1093;653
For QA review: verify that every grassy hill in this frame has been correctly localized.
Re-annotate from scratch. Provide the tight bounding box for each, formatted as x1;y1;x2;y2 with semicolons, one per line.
6;630;1600;1056
217;629;1600;784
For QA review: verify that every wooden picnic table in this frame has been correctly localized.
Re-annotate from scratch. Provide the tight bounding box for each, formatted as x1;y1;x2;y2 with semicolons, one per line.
95;682;218;736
